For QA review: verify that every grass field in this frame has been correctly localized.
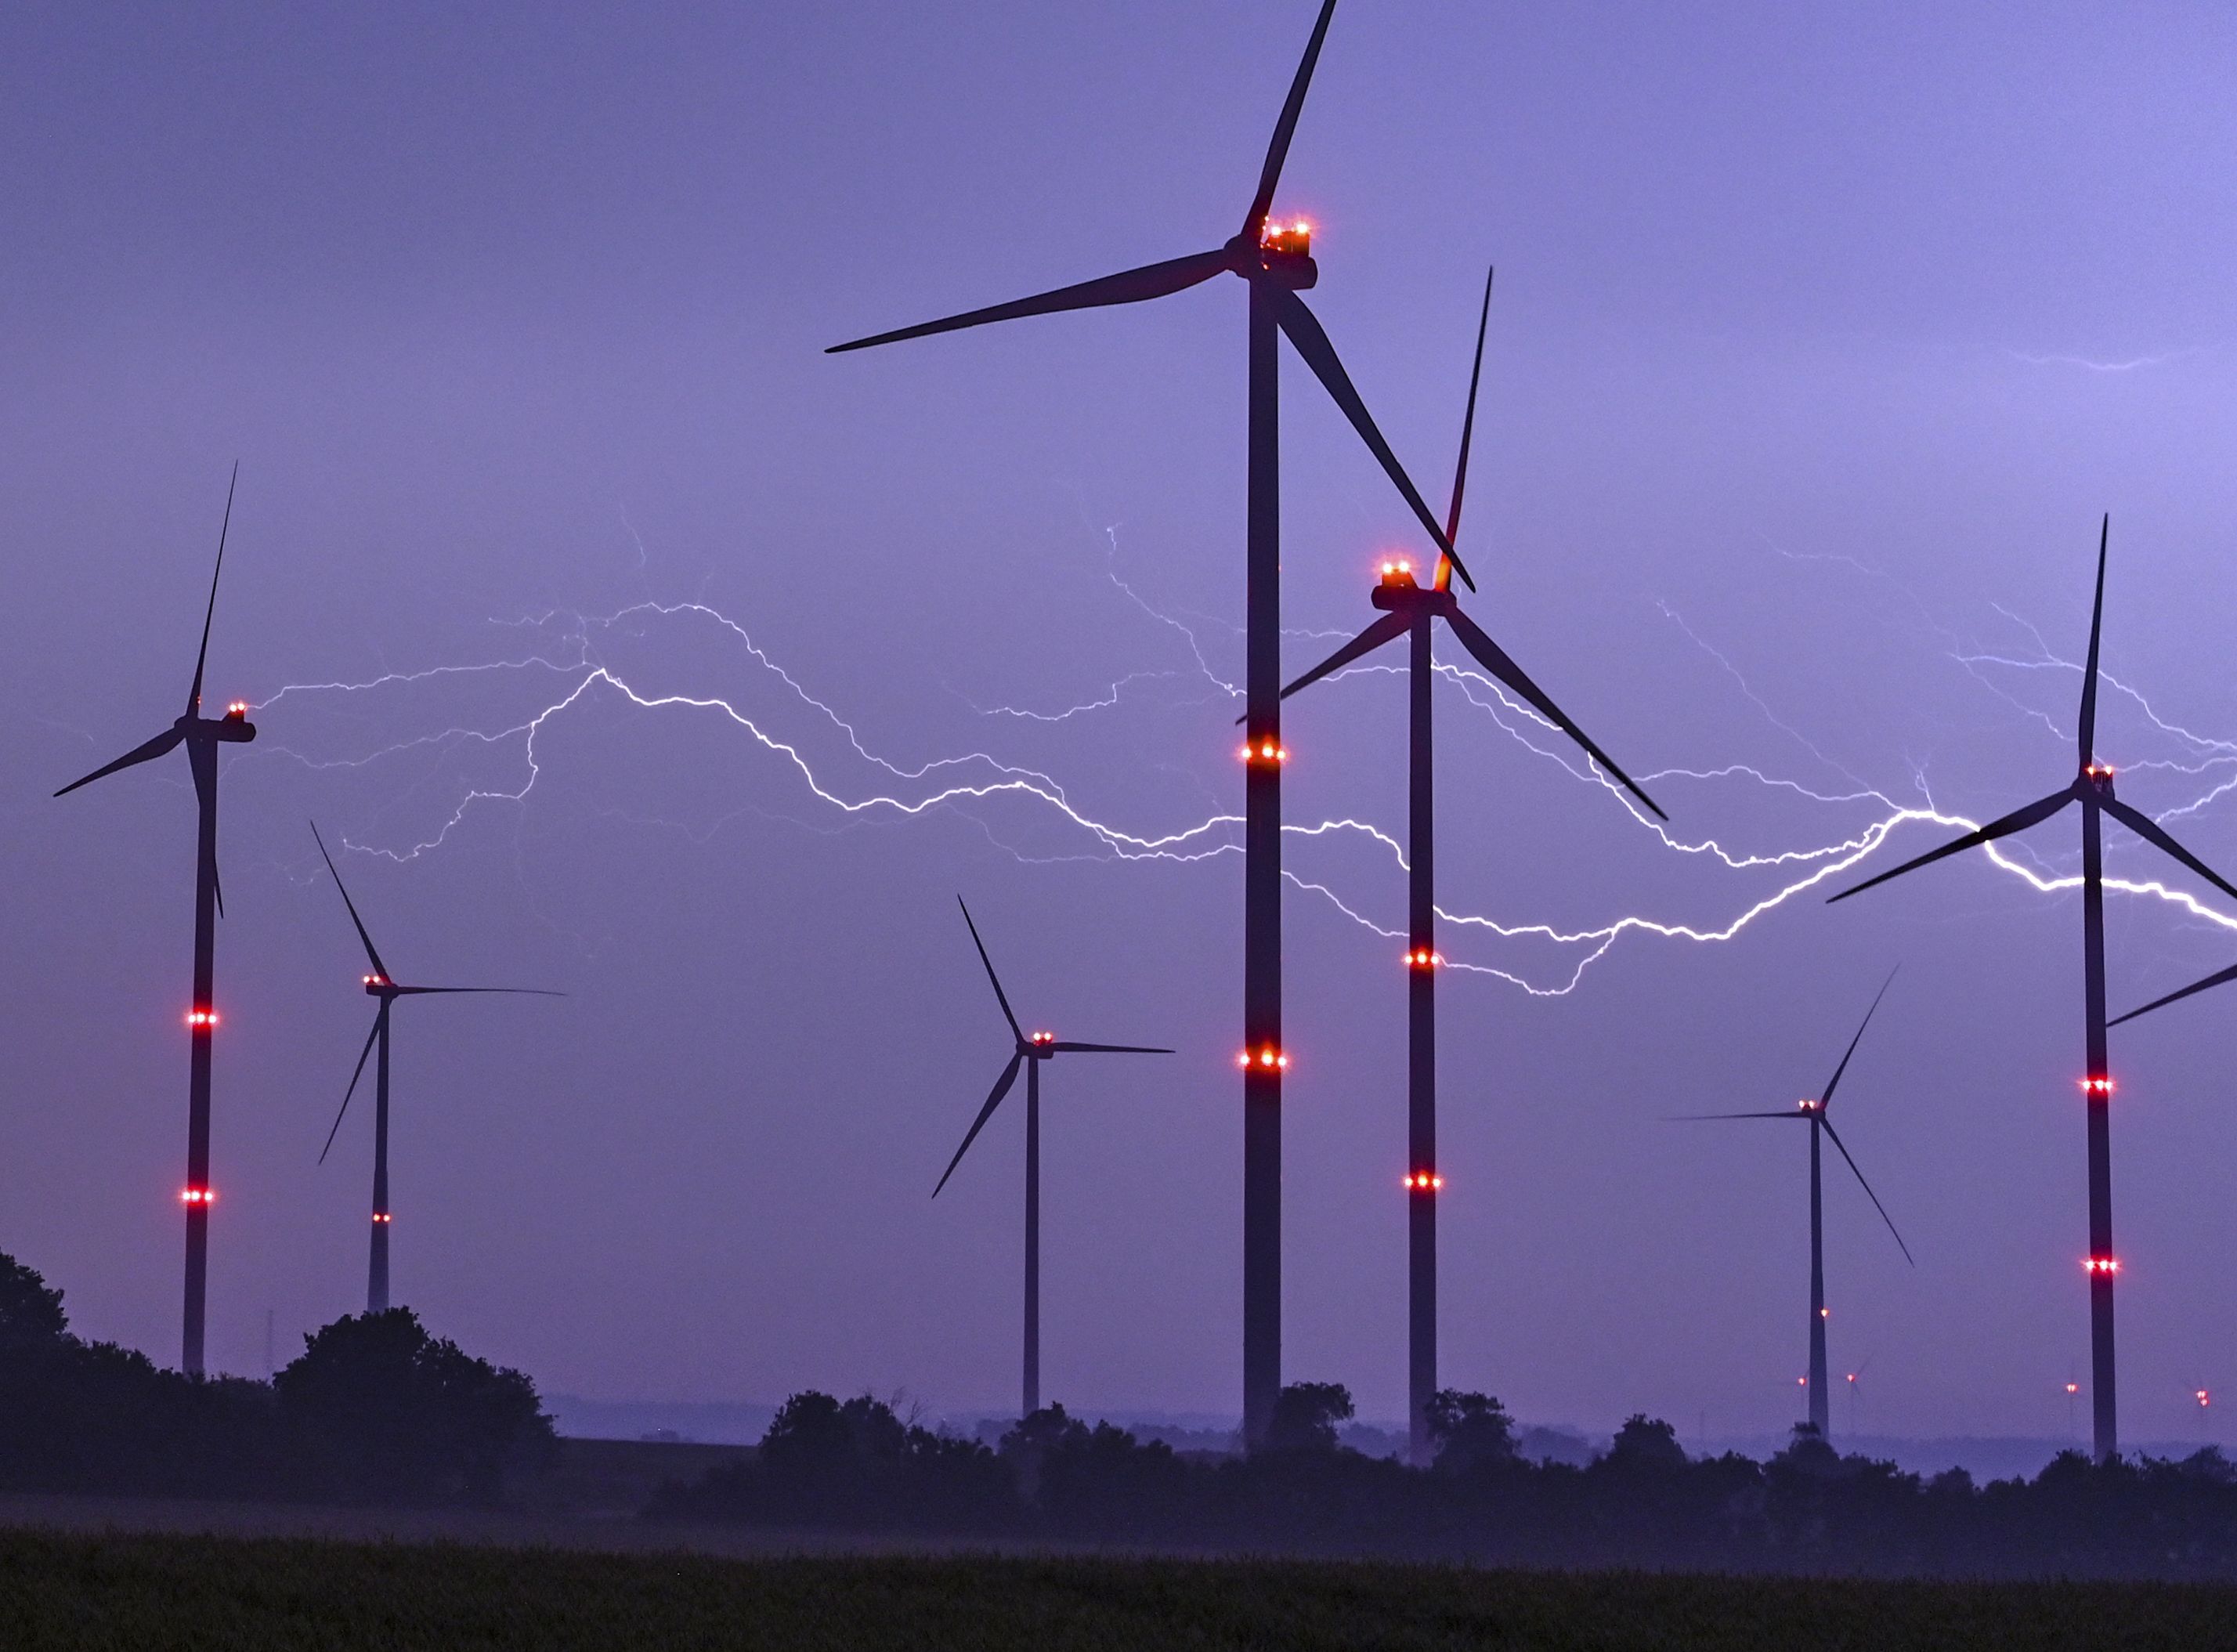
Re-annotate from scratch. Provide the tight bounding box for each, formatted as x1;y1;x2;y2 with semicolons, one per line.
2;1530;2235;1651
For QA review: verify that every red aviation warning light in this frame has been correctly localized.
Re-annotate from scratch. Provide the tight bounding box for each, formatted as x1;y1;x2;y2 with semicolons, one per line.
1797;1098;1822;1112
180;1187;216;1206
1237;1045;1288;1071
186;1008;219;1028
372;1213;392;1224
1260;219;1312;256
225;700;249;719
1402;1171;1444;1193
1404;949;1442;969
2066;1382;2080;1395
2085;761;2116;780
2199;1389;2212;1409
1030;1031;1054;1046
2084;1256;2120;1275
1378;558;1416;585
1239;739;1288;765
2080;1075;2114;1097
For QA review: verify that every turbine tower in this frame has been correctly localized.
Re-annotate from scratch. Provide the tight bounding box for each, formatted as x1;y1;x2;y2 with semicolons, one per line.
934;898;1171;1419
1828;518;2237;1461
311;824;560;1313
54;466;255;1378
1675;971;1911;1444
1274;266;1665;1463
829;0;1465;1446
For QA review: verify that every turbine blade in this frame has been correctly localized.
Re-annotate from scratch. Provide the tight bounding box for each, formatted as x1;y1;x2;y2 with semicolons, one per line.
1268;286;1476;592
1050;1042;1173;1054
2079;514;2108;767
826;248;1232;354
1256;611;1408;714
1442;264;1494;556
1821;1118;1914;1265
933;1052;1023;1198
1243;0;1339;238
1819;966;1899;1112
1664;1111;1807;1121
2109;959;2237;1028
1444;607;1666;819
2101;797;2237;909
392;986;565;996
320;1008;385;1166
956;896;1025;1043
1827;787;2073;905
189;462;239;715
53;728;184;797
190;743;222;920
310;822;390;981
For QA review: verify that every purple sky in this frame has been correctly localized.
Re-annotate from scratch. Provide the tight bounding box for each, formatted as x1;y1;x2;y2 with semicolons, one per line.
6;1;2237;1444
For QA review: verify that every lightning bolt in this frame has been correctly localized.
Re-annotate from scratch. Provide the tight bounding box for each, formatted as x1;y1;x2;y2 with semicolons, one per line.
247;546;2237;995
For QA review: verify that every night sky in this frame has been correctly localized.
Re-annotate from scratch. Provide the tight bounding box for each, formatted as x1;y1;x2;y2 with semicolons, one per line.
6;2;2237;1446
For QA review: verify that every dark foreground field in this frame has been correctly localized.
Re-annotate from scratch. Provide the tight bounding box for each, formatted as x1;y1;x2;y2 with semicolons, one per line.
2;1531;2235;1652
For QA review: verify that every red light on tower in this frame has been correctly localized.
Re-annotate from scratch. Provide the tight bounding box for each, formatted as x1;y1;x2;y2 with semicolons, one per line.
2080;1075;2114;1097
180;1187;216;1206
2065;1383;2080;1396
186;1008;219;1028
2084;1256;2121;1275
1404;949;1442;969
1401;1172;1444;1193
1238;1045;1288;1071
226;700;248;717
2199;1389;2211;1409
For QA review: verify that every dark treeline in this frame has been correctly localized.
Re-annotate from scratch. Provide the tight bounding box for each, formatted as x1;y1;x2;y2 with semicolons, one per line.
652;1383;2237;1581
0;1254;552;1506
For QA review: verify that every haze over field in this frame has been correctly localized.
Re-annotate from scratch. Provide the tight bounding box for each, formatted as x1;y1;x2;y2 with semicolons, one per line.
5;1;2237;1448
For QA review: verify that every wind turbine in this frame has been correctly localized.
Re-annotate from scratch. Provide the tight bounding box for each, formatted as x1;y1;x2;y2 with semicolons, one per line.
830;0;1463;1446
1675;971;1910;1446
54;466;255;1378
1274;265;1665;1464
310;823;561;1314
934;898;1171;1419
1827;518;2237;1461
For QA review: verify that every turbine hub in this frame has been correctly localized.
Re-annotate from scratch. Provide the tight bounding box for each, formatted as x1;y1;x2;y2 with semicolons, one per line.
1232;228;1317;290
2081;760;2116;797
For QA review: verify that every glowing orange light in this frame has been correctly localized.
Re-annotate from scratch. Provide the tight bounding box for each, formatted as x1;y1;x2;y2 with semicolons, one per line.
1239;1045;1288;1071
373;1213;391;1224
1846;1373;1857;1384
1404;949;1443;968
186;1009;219;1028
2086;761;2116;779
1401;1172;1445;1192
1798;1376;1807;1387
2066;1383;2080;1395
180;1187;216;1205
2085;1256;2121;1274
226;700;248;716
1239;740;1288;765
1820;1307;1830;1319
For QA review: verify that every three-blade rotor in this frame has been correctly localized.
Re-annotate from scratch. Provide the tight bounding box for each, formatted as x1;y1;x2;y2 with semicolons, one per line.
1830;518;2237;914
1270;260;1663;821
934;898;1172;1197
1672;969;1912;1264
825;2;1472;590
310;822;562;1163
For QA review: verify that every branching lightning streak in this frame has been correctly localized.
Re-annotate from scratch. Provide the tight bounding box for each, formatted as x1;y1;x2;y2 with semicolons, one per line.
258;566;2237;993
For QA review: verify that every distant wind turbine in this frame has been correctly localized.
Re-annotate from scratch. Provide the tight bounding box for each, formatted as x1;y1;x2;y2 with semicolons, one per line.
935;898;1171;1419
1674;970;1910;1445
1827;518;2237;1461
53;465;256;1378
833;0;1459;1445
1275;265;1664;1464
311;823;561;1313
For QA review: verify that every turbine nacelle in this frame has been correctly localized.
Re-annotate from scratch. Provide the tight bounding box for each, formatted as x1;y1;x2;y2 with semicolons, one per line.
1368;577;1455;616
1225;222;1318;290
362;973;394;996
180;704;258;743
1797;1098;1823;1113
2080;760;2116;797
1022;1030;1057;1059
